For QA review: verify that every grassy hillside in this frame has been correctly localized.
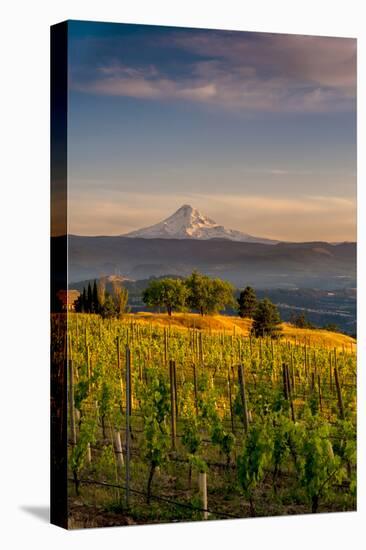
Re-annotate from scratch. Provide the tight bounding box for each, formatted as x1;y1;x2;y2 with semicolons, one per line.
124;312;356;351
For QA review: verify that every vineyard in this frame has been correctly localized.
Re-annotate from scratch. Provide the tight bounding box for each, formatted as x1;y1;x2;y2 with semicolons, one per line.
53;313;357;528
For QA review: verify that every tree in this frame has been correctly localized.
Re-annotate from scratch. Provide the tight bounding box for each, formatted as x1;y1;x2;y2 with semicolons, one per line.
87;282;93;313
142;278;187;316
112;280;129;317
100;293;116;319
92;280;99;314
185;271;211;316
207;278;235;314
97;278;106;312
322;323;340;333
75;289;86;313
185;271;234;316
237;286;257;318
290;312;314;329
252;298;282;338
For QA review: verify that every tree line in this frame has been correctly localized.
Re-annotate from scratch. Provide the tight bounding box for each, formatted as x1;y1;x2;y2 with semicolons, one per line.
75;279;129;319
75;272;282;337
143;272;282;337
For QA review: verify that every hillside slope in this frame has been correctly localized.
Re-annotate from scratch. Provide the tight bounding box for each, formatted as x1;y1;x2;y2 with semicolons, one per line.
123;312;356;351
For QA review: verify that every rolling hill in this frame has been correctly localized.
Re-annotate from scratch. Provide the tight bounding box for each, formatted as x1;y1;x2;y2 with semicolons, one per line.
64;235;356;289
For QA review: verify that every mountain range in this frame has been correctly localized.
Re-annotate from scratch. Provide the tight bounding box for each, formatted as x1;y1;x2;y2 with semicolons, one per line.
124;204;278;244
64;236;356;289
54;204;356;289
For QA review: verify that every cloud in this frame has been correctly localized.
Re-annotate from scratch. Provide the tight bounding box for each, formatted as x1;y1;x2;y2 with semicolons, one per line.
172;32;356;95
70;30;356;113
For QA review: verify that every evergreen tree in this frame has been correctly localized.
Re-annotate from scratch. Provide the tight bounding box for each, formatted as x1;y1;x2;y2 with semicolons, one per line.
252;298;282;338
74;293;83;313
87;282;93;313
92;280;99;314
82;287;87;312
237;286;257;319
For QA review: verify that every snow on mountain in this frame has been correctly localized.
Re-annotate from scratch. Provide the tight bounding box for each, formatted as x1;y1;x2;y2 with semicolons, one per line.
124;204;279;244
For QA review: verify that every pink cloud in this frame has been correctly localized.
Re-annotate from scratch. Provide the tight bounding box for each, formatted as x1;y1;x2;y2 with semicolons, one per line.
71;32;356;113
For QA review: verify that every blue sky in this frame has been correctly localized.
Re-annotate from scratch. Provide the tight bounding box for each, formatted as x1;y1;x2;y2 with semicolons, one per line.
67;21;356;241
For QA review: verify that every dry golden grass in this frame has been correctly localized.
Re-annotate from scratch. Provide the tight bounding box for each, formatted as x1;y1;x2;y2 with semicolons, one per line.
281;323;356;351
125;312;356;351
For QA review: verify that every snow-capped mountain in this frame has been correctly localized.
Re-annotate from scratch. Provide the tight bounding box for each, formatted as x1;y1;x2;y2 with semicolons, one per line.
124;204;279;244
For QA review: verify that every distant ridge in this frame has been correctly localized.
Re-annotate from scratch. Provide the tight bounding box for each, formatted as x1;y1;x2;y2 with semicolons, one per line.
124;204;279;244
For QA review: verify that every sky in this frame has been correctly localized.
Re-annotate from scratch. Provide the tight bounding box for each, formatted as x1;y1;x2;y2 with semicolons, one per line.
67;20;356;242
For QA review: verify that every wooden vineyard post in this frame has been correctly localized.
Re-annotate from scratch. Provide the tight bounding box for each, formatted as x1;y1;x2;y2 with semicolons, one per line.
164;328;168;366
259;339;263;369
228;367;235;433
198;472;208;520
75;315;79;348
173;359;178;419
87;443;92;464
192;363;198;415
238;363;249;433
329;352;333;392
282;363;289;401
334;365;345;420
290;349;295;393
199;332;204;365
114;430;124;469
304;344;308;378
86;344;90;379
311;372;315;393
169;359;177;450
125;344;131;507
117;336;124;414
286;364;295;422
68;357;77;446
317;375;323;413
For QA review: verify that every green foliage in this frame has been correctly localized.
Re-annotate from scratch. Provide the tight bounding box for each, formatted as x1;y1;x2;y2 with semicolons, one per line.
182;415;201;456
185;271;234;316
74;379;90;411
142;278;188;316
64;312;357;519
138;368;171;501
99;380;113;419
290;312;315;329
322;323;340;333
96;444;117;481
211;420;235;465
237;286;257;319
141;369;170;468
188;454;208;474
295;414;346;512
237;421;274;515
69;414;97;493
252;298;282;338
100;293;116;319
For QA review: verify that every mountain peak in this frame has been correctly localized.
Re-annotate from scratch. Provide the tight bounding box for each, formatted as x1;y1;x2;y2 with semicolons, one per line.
124;205;278;244
178;204;193;211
